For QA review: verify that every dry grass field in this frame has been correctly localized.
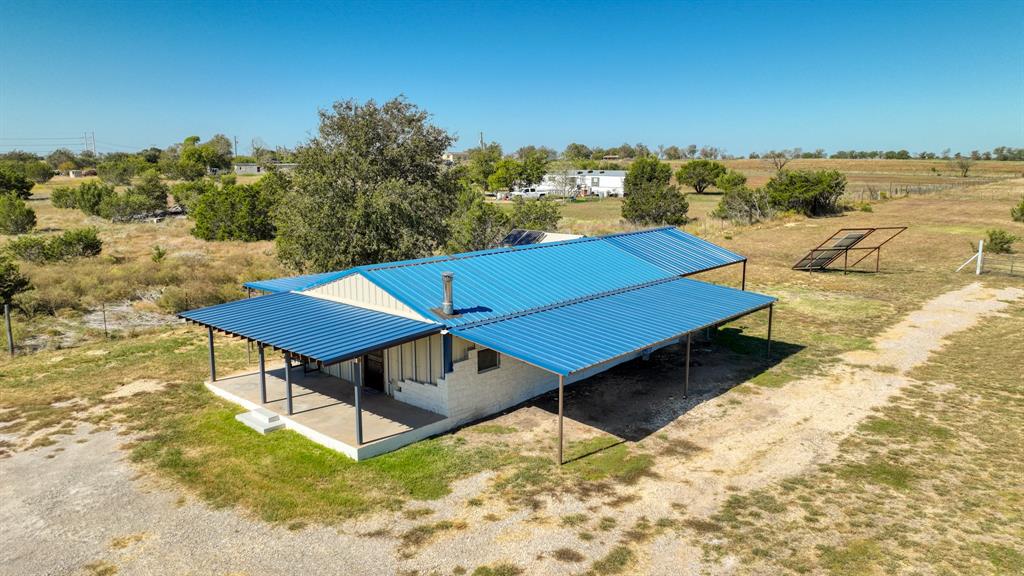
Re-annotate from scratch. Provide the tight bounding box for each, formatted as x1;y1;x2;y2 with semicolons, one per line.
1;166;1022;575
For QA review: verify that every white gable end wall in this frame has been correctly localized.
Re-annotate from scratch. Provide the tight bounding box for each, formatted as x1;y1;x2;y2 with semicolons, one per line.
301;273;429;321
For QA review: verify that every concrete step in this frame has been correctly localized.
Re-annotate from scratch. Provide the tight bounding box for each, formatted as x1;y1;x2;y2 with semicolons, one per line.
236;408;285;434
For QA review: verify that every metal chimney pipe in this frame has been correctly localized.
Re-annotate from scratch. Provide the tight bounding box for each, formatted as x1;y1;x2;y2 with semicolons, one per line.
441;272;454;315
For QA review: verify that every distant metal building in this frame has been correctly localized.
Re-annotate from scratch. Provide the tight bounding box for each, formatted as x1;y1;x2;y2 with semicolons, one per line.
232;162;297;175
180;227;774;461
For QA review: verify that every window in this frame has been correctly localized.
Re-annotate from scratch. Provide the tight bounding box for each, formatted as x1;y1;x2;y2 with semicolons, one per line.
477;348;500;373
591;177;600;186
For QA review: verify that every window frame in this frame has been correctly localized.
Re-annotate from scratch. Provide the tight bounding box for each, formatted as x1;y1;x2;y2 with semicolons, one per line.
476;347;500;373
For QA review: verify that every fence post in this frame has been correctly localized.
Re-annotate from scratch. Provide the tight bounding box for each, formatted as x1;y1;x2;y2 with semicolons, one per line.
975;240;984;275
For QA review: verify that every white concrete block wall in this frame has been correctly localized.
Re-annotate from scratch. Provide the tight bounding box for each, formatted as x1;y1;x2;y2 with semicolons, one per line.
391;378;449;417
443;347;558;426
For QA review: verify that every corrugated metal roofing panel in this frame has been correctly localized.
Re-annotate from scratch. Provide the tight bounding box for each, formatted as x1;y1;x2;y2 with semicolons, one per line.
244;271;350;293
361;238;672;326
452;277;774;376
604;226;745;275
179;291;441;364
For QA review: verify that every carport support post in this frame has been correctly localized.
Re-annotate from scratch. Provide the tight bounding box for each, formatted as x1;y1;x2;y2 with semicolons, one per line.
284;352;293;415
207;326;216;382
258;344;266;404
741;259;747;291
557;374;564;466
685;332;691;399
766;304;774;358
354;357;364;446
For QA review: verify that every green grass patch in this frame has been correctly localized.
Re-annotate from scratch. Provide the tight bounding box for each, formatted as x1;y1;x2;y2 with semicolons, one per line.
564;436;656;485
838;459;915;490
818;539;884;576
589;545;634;575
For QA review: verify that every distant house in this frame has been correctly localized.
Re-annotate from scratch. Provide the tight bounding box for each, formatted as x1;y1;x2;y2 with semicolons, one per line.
520;169;627;198
441;151;469;165
67;170;83;178
233;162;298;175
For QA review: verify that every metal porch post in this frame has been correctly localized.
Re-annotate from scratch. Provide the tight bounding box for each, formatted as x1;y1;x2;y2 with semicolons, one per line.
246;287;252;364
875;248;880;272
284;352;293;415
766;304;774;358
258;344;266;404
844;249;849;275
557;374;565;466
354;357;364;446
741;260;747;291
685;332;691;399
207;326;216;382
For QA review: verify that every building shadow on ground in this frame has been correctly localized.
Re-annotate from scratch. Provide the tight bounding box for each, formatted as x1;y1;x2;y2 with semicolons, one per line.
525;327;804;448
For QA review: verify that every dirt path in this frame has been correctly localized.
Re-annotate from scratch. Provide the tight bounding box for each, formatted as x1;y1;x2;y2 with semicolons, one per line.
1;282;1020;576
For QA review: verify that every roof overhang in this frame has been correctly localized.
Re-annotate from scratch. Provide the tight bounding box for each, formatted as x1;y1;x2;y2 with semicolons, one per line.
179;291;441;365
451;277;775;381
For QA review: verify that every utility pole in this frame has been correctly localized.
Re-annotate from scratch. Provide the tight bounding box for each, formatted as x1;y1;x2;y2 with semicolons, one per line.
233;136;238;157
479;132;484;148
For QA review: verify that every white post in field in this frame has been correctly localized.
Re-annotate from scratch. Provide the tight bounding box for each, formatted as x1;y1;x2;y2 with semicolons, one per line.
976;240;984;275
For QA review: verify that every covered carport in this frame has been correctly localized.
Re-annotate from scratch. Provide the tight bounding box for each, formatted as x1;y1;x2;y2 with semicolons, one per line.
179;290;441;445
452;276;776;464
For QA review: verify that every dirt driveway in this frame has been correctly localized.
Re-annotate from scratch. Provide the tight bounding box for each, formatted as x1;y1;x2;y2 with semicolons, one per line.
1;282;1020;576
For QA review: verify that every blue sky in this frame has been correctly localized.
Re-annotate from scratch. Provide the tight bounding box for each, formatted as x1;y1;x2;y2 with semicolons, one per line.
1;0;1021;155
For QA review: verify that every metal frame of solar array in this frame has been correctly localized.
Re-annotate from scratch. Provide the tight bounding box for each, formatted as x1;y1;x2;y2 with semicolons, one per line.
793;227;907;274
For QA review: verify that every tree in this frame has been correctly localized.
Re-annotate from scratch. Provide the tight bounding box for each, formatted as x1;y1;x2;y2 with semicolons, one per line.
487;158;525;191
170;179;217;212
983;229;1017;254
73;181;116;216
622;183;689;226
684;145;697;159
46;148;79;170
509;197;560;230
675;159;727;194
0;254;31;355
764;170;846;216
763;149;797;172
663;145;683;160
465;142;503;191
563;143;592;162
951;156;974;178
1012;196;1024;223
625;155;672;194
0;193;36;234
0;168;34;199
519;149;550;187
275;96;458;272
446;188;511;252
97;154;145;185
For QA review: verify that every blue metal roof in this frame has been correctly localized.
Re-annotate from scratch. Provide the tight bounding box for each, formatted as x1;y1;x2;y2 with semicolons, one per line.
244;271;350;293
452;277;774;377
241;227;745;302
604;226;744;275
179;291;441;364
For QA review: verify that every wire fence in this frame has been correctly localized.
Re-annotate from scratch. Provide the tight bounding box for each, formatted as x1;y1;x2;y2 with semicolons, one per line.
845;178;1002;202
980;253;1023;277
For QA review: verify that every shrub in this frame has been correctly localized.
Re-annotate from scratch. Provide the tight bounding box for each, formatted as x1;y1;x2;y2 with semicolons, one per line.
190;181;275;241
47;227;103;260
73;181;116;216
130;169;169;210
0;193;36;234
765;170;846;217
622;182;689;226
0;167;34;199
50;186;78;209
1012;196;1024;222
4;227;102;262
98;191;158;222
97;157;146;185
713;187;774;224
509;197;560;230
984;229;1018;254
625;155;673;195
170;179;216;212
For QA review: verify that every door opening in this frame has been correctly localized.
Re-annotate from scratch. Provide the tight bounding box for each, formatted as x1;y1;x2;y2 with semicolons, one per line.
364;351;385;393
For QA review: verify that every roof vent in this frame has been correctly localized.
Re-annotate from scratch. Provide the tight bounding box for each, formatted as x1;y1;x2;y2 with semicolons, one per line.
441;272;454;315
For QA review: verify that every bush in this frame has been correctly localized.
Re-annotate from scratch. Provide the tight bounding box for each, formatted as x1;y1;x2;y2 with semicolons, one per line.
131;169;170;210
1012;196;1024;222
97;156;145;185
170;179;217;212
98;192;158;222
50;186;78;209
625;155;673;195
0;167;34;199
5;227;102;262
984;229;1018;254
765;170;846;217
0;193;36;234
190;181;276;241
712;187;774;224
73;181;117;216
622;183;689;226
509;197;561;230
